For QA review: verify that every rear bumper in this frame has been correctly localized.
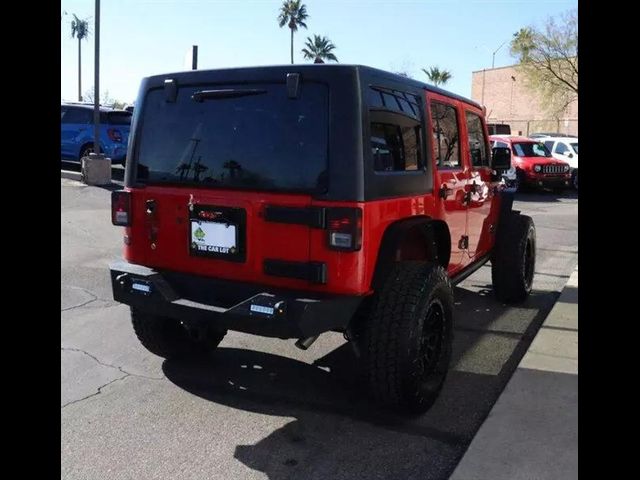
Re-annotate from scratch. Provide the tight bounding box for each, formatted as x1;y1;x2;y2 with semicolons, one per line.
110;261;365;339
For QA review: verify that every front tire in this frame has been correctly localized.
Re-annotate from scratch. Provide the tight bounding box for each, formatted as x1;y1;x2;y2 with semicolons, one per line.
362;262;454;413
492;214;536;303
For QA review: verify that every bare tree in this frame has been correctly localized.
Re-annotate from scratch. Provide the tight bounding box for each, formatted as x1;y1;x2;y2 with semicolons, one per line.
510;8;577;116
83;87;123;108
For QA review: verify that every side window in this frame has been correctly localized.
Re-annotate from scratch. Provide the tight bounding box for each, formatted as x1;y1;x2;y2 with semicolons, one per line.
496;141;508;148
544;140;555;151
430;101;460;169
371;112;422;172
61;107;92;124
554;142;569;155
368;87;423;173
465;111;489;167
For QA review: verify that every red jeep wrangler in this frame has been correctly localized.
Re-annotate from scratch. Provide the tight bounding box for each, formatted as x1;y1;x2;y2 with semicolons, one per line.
110;65;535;412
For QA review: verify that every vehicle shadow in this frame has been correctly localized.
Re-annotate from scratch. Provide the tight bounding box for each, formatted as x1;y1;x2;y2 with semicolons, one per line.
515;189;578;203
162;283;560;480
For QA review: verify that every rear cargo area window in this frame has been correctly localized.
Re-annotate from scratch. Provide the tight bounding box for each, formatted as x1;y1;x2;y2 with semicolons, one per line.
371;121;422;172
135;82;328;193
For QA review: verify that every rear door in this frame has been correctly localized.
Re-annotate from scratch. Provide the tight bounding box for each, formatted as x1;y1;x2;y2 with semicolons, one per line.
426;93;468;270
128;81;329;290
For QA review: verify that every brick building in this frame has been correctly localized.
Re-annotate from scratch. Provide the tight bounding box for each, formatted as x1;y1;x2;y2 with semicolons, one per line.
471;64;578;136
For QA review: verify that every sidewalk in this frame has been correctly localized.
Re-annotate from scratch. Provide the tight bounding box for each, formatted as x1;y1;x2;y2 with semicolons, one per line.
451;267;578;480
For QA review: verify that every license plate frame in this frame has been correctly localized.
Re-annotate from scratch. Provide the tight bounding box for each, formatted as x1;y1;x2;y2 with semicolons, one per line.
188;205;247;262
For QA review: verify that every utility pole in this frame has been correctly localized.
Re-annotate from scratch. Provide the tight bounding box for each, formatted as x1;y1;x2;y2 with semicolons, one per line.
82;0;111;185
93;0;101;155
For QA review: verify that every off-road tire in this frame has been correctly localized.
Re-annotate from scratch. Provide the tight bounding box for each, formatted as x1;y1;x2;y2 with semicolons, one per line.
131;308;226;359
491;213;536;303
362;262;454;413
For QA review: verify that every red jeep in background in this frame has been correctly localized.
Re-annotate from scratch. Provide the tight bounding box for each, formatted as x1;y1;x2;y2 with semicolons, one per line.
110;65;536;413
489;135;571;192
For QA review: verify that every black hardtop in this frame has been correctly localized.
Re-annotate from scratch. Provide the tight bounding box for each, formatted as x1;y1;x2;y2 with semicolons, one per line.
127;64;480;201
140;64;480;109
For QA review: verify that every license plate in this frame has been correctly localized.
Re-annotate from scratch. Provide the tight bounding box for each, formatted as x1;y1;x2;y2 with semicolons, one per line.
188;205;246;262
190;220;237;255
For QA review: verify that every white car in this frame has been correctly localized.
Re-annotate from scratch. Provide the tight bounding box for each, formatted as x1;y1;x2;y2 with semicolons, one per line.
540;137;578;190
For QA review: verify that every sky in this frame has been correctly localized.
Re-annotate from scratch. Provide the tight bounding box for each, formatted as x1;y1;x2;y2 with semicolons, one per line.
61;0;577;104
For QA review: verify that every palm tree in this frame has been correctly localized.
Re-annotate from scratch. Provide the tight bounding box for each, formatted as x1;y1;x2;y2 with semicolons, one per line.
422;66;452;87
277;1;309;64
301;35;338;63
71;14;90;101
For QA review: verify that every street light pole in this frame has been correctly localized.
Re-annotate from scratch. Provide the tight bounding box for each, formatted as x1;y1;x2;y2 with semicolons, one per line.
93;0;101;155
492;39;509;69
82;0;111;185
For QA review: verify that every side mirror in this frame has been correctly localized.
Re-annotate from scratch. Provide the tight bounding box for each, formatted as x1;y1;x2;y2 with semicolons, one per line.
567;152;573;158
491;146;511;170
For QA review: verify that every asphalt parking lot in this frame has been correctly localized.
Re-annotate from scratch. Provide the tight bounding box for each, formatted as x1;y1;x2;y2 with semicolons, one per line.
61;174;578;480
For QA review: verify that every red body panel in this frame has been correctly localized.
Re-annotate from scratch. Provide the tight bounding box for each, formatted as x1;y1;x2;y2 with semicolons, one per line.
122;93;502;297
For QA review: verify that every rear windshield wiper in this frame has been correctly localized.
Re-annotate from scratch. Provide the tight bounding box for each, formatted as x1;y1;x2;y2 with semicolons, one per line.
192;89;267;102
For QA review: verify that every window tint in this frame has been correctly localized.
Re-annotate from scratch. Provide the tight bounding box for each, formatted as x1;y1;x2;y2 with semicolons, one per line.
136;83;328;192
465;111;488;167
430;102;460;169
513;142;552;157
367;87;420;119
543;140;555;151
371;121;421;172
61;107;93;124
570;143;578;154
554;142;569;154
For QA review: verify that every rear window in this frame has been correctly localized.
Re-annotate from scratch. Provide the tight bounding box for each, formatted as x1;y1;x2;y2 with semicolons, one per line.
135;82;328;192
106;112;132;125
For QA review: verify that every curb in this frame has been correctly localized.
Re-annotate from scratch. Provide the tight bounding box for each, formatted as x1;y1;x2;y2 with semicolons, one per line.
61;169;83;182
450;266;578;480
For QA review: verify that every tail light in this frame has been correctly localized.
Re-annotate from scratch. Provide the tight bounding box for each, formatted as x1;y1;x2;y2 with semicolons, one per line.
326;207;362;251
111;190;131;226
107;128;123;142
